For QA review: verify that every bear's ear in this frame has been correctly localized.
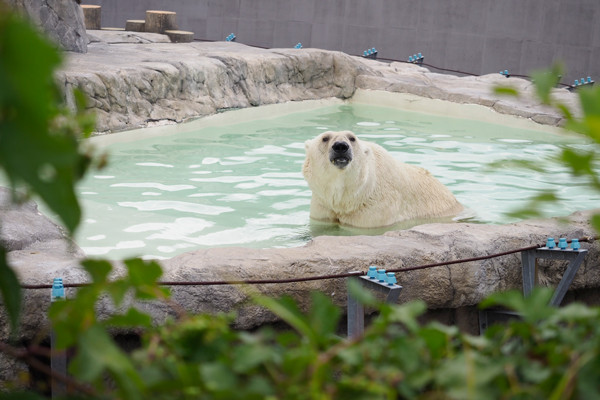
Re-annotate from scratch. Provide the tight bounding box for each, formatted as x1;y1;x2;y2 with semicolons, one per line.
304;139;311;150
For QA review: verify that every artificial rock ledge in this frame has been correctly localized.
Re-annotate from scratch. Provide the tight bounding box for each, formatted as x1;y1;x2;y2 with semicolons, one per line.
2;181;598;341
57;31;579;133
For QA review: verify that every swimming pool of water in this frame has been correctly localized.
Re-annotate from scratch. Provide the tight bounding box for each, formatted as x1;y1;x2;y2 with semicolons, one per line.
77;101;597;259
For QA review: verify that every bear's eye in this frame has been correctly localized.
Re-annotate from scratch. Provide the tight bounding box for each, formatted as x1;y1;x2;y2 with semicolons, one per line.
322;136;330;143
349;136;356;142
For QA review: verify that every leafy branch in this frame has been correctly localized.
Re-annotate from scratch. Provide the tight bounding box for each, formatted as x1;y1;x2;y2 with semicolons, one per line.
494;64;600;231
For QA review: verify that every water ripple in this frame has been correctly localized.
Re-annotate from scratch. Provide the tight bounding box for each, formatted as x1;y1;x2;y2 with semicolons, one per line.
76;103;599;259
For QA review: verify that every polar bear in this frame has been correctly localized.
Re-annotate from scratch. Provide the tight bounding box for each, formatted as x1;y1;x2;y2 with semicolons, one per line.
302;130;463;228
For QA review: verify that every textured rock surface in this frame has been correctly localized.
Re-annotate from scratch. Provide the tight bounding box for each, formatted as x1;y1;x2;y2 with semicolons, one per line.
158;211;599;328
7;0;88;53
58;34;367;133
0;188;85;382
3;199;597;379
2;198;598;337
1;29;596;379
57;31;579;133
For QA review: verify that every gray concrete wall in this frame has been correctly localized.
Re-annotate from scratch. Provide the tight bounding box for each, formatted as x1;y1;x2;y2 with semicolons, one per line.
82;0;599;85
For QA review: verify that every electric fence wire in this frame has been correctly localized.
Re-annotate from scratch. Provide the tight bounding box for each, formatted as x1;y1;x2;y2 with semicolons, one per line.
193;37;574;88
19;236;597;290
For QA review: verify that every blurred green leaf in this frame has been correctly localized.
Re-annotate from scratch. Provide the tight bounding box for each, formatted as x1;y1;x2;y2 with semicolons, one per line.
592;214;600;233
104;308;153;328
82;259;112;285
0;392;46;400
486;158;547;173
308;291;341;342
493;86;520;97
125;258;163;286
255;295;316;343
200;363;239;393
347;278;378;307
560;148;597;177
71;325;144;400
481;288;554;323
0;12;92;234
49;286;99;349
574;86;600;143
0;247;20;334
419;324;455;360
124;258;167;300
506;190;560;220
531;64;563;105
387;300;427;332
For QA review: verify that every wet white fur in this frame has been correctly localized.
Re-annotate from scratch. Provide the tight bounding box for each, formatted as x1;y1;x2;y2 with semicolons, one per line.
302;130;463;228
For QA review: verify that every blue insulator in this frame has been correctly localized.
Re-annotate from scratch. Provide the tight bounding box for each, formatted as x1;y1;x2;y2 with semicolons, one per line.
574;79;580;86
418;52;422;59
409;56;414;62
587;76;592;83
51;278;65;302
367;266;377;279
386;272;397;286
558;238;568;250
571;239;581;250
377;269;387;283
546;237;556;249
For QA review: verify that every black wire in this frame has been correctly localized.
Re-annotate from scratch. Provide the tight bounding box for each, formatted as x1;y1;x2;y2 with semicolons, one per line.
19;236;596;289
192;37;576;89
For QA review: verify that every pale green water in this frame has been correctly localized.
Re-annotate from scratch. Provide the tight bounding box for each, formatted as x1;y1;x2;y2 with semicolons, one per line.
77;104;597;259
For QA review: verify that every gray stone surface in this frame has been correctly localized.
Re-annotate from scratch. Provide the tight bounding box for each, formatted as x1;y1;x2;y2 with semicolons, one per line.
58;33;368;132
0;188;84;383
8;0;88;53
57;31;579;133
0;188;82;257
2;201;598;340
158;211;599;328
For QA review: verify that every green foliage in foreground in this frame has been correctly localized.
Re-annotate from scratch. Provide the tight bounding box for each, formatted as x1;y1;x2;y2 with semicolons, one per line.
6;262;600;400
494;65;600;231
0;7;95;332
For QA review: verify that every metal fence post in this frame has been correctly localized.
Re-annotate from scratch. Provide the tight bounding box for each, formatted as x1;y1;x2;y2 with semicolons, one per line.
347;267;403;339
50;278;67;398
481;238;588;334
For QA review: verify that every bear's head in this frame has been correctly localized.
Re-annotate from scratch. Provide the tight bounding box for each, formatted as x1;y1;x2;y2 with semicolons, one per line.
305;130;367;170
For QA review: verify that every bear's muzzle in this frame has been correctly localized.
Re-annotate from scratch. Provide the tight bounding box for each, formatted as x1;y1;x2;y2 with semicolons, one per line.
329;141;352;169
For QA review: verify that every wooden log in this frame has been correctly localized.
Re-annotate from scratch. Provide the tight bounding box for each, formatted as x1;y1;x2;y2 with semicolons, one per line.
81;5;101;30
125;19;146;32
165;30;194;43
145;10;177;34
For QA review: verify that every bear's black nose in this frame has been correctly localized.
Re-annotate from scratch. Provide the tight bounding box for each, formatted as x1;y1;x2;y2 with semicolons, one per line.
332;141;349;153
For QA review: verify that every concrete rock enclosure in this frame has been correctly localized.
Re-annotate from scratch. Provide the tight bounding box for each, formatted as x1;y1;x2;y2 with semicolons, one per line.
1;29;600;380
59;37;363;133
7;0;88;53
58;31;578;134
